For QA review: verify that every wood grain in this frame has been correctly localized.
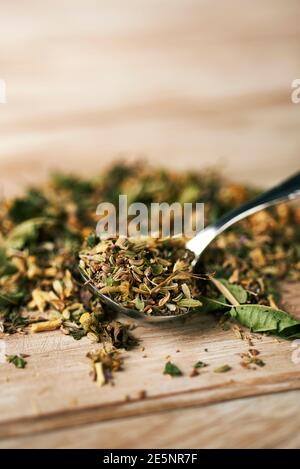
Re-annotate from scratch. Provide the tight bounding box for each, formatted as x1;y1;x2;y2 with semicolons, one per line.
2;390;300;449
0;0;300;197
0;0;300;449
0;283;300;447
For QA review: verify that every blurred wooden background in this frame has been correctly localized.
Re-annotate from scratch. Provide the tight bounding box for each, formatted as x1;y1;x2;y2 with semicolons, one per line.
1;0;300;450
0;0;299;196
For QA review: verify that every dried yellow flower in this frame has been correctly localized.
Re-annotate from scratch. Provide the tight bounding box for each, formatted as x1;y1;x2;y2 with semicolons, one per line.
31;319;62;333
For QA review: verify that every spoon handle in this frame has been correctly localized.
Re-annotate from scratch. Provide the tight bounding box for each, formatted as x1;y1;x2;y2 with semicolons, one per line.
187;171;300;257
214;170;300;233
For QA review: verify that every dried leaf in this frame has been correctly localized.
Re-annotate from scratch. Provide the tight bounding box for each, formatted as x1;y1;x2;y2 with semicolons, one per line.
6;354;27;369
214;364;231;373
229;305;300;338
194;361;208;369
177;298;202;308
163;361;183;377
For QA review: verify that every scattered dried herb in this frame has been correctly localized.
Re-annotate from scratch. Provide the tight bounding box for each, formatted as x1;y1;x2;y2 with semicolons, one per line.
164;361;183;377
189;368;199;377
194;361;208;369
0;161;299;386
240;349;265;369
214;364;232;373
138;390;147;399
232;324;245;340
87;347;122;386
6;354;27;369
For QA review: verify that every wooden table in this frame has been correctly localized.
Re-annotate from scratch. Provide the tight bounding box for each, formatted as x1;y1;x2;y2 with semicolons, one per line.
0;0;300;449
1;283;300;449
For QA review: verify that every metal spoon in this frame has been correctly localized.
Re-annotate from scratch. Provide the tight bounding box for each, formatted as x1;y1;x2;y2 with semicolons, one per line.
79;170;300;323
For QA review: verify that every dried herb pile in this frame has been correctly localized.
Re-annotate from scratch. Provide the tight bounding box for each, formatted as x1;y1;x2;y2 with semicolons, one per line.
1;161;300;382
80;234;300;338
79;237;202;316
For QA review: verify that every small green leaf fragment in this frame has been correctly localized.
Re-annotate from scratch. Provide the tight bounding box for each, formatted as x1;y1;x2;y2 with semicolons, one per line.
255;358;265;367
134;296;145;312
6;354;27;369
151;264;164;275
194;361;208;369
164;361;183;377
69;329;86;340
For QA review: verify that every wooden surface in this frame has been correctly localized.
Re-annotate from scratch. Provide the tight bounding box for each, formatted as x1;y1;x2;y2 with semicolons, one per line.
3;391;300;449
0;0;300;449
1;283;300;449
0;0;300;196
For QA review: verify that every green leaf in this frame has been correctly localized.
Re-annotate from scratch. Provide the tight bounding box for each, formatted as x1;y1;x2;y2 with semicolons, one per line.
8;190;48;223
6;354;27;369
69;329;86;340
134;295;145;312
86;233;99;248
198;295;229;313
163;361;182;377
151;264;164;275
0;248;18;278
6;217;53;249
229;304;300;338
217;278;248;304
52;174;93;195
0;290;25;307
